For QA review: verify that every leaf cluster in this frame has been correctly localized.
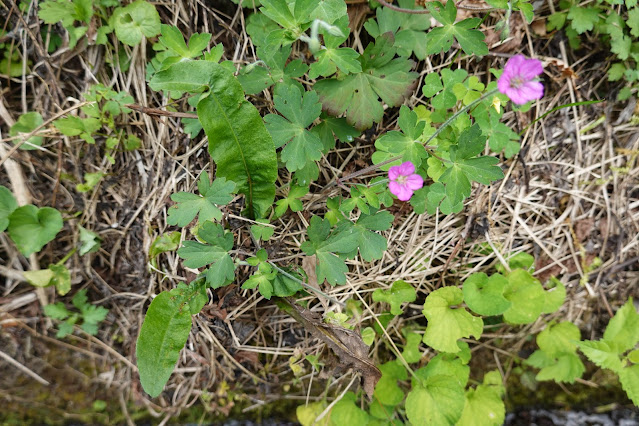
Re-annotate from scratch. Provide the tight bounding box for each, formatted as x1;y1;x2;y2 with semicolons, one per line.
44;289;109;338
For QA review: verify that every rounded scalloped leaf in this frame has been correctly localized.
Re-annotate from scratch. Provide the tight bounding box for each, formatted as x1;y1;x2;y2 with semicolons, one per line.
8;205;63;256
110;0;161;46
462;272;511;316
422;286;483;353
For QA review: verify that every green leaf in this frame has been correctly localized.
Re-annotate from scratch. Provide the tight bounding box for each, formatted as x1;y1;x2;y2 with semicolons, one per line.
350;210;393;261
402;331;423;363
619;365;639;406
79;303;109;335
577;340;623;373
238;46;308;94
297;402;330;426
361;327;375;346
149;60;216;93
567;5;600;34
300;216;359;285
205;254;235;289
149;231;181;258
425;1;488;56
435;125;503;211
264;85;323;172
462;272;511;316
78;226;101;255
603;298;639;353
502;269;547;325
10;112;44;150
417;351;470;387
364;0;430;59
0;185;18;232
372;105;428;170
526;322;585;383
422;286;483;353
457;370;505;426
271;270;304;297
374;360;407;406
329;392;370;426
314;33;418;130
628;7;639;37
251;219;275;241
136;290;194;397
158;24;211;60
76;172;104;193
196;62;278;218
167;174;235;226
24;264;71;296
372;280;416;315
405;374;465;425
43;302;71;320
8;205;63;256
311;0;345;24
177;222;233;269
38;0;77;27
54;116;101;143
274;185;308;217
542;277;566;314
110;0;161;46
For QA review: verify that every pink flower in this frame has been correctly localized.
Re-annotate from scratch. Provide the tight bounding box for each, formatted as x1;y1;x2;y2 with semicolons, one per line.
497;55;544;105
388;161;423;201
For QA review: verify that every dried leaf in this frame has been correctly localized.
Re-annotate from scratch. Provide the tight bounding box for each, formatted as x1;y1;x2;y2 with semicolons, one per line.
276;297;381;399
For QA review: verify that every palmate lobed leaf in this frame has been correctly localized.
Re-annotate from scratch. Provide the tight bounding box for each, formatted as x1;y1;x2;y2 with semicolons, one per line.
167;173;235;226
314;33;417;130
264;85;323;172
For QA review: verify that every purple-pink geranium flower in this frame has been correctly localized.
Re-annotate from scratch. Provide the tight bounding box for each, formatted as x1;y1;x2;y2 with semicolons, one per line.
497;55;544;105
388;161;423;201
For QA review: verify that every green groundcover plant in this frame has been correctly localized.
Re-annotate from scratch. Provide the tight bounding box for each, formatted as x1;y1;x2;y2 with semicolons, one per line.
14;0;636;423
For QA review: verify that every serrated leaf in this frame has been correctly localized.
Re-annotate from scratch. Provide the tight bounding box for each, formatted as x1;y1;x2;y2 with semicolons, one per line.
535;353;585;383
136;290;194;397
300;216;359;285
462;272;511;316
603;299;639;353
425;1;488;56
238;46;308;94
351;210;393;261
406;374;465;425
274;185;308;217
577;340;623;373
265;85;323;172
364;0;430;59
422;286;483;353
372;105;428;169
38;0;77;26
619;365;639;406
8;205;63;257
314;34;417;130
110;0;160;46
43;302;71;320
167;174;235;226
372;280;416;315
158;24;211;60
567;5;600;34
457;371;505;426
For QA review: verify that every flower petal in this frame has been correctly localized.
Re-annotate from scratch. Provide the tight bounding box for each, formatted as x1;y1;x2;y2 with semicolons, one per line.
405;174;424;191
389;181;402;197
388;165;401;181
395;185;414;201
398;161;415;176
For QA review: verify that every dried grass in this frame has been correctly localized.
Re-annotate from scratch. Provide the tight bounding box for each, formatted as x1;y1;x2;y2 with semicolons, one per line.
1;0;638;421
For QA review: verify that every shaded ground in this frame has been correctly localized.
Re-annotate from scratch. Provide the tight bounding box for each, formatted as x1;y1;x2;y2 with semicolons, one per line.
1;0;639;423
